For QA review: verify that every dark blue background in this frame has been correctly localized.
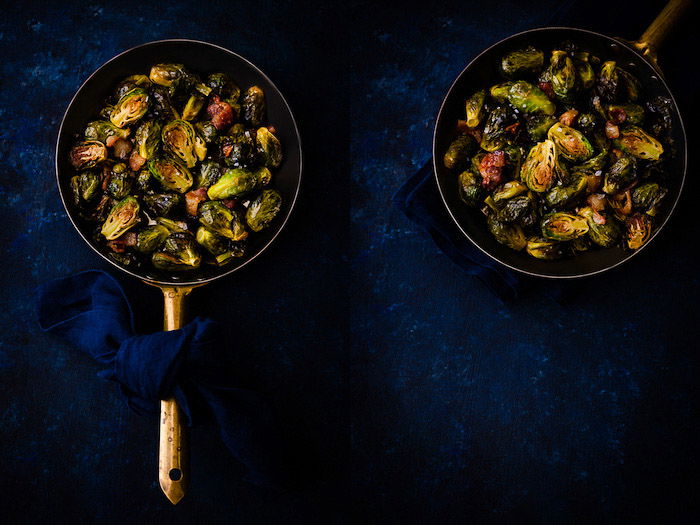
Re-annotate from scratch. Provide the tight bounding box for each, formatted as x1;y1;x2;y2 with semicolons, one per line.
1;1;698;522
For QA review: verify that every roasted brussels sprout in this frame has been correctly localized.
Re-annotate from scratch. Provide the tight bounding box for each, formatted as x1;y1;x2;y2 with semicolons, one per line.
614;126;664;160
497;194;535;223
618;67;640;102
134;120;161;160
69;140;108;170
147;155;193;193
150;85;180;120
602;155;636;195
101;197;140;240
480;107;512;152
465;90;486;128
493;180;527;202
597;61;619;102
182;93;205;121
155;217;188;233
526;237;567;260
541;212;589;241
443;135;475;169
198;201;247;241
458;170;485;207
196;161;224;189
70;171;101;206
521;140;557;192
152;232;201;271
576;112;598;135
242;86;265;126
487;215;526;250
115;74;150;99
195;226;229;256
110;88;149;128
162;119;199;168
135;169;153;194
526;114;558;142
149;63;187;88
549;50;576;100
254;166;273;187
573;51;595;90
578;207;621;247
206;73;240;100
246;189;282;232
84;120;130;142
207;168;258;199
195;121;218;144
107;166;132;199
136;224;170;253
500;46;544;78
143;193;182;217
506;80;555;115
547;122;594;162
632;182;667;216
545;175;587;208
256;127;283;168
626;213;652;249
489;82;513;103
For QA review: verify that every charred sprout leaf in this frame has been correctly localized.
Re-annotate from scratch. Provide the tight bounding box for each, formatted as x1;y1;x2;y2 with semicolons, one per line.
246;189;282;232
541;212;589;241
549;50;576;100
70;140;107;170
70;171;101;206
614;126;664;160
573;51;595;90
632;182;667;216
254;166;273;187
500;46;544;78
526;114;558;142
134;120;161;160
136;224;170;253
195;121;218;144
545;175;588;208
487;215;526;250
196;161;223;189
110;88;149;128
207;168;258;199
101;197;140;240
493;180;527;202
182;93;205;121
147;155;193;193
107;168;132;199
603;155;636;194
443;135;475;169
507;80;555;115
143;193;182;217
578;207;621;247
521;140;557;192
195;226;230;256
465;90;486;128
547;122;594;162
152;232;201;271
242;86;265;126
526;237;567;259
256;127;283;168
626;213;652;249
162;119;198;168
458;170;485;207
149;63;187;88
85;121;130;142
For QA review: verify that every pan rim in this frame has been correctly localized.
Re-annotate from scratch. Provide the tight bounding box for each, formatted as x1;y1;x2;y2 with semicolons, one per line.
432;26;687;280
55;38;303;287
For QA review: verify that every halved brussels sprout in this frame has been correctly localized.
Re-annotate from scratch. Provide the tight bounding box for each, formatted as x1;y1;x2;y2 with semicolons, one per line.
254;166;273;187
545;175;587;208
84;120;130;142
465;90;486;128
632;182;667;216
152;232;201;271
70;171;101;206
196;161;223;189
521;140;557;192
69;140;108;169
507;80;555;115
443;135;475;169
246;189;282;232
110;88;149;128
182;93;205;121
101;197;140;240
526;114;558;142
541;212;589;241
155;217;188;233
115;74;151;99
134;120;162;160
107;166;132;199
500;46;544;77
207;168;258;199
549;50;576;100
597;61;618;102
242;86;265;126
149;63;187;87
487;215;526;250
526;237;566;260
162;119;198;168
195;226;229;256
143;193;182;217
458;170;485;207
573;51;595;90
136;224;170;253
614;126;664;160
493;180;527;202
626;213;652;249
147;155;193;193
256;127;283;168
195;121;219;144
198;201;248;241
547;122;594;162
150;85;180;120
575;149;607;175
602;155;636;195
578;207;621;247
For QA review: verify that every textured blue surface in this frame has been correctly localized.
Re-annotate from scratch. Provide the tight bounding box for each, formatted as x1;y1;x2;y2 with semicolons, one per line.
1;0;699;523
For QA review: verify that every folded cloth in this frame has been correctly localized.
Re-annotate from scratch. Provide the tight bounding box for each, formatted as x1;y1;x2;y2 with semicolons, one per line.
393;161;580;302
37;270;284;487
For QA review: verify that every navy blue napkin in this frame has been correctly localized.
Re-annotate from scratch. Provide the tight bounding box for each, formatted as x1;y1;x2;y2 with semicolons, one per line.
393;162;581;302
37;270;285;487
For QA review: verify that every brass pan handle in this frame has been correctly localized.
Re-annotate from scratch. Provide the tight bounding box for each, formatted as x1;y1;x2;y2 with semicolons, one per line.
631;0;692;71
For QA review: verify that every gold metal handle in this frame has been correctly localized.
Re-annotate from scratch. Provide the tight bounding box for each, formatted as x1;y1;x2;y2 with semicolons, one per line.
157;285;196;505
631;0;691;71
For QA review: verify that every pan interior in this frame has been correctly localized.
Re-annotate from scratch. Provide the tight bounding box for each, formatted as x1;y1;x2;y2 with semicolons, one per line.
433;28;686;278
56;40;302;285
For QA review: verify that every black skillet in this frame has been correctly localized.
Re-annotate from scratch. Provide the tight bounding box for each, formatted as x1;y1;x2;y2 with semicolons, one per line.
433;0;689;278
55;40;302;503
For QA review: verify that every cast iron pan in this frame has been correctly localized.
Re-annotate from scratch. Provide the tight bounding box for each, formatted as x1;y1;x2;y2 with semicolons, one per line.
55;40;302;503
433;1;688;278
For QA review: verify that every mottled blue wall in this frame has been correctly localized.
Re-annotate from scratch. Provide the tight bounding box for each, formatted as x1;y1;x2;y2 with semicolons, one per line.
1;1;698;523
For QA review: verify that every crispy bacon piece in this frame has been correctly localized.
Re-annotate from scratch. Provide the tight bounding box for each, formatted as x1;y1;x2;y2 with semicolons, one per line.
479;151;506;190
207;95;234;130
185;187;208;216
609;107;627;124
106;232;137;253
129;150;146;171
222;198;238;209
538;81;554;98
559;109;579;127
605;121;620;139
